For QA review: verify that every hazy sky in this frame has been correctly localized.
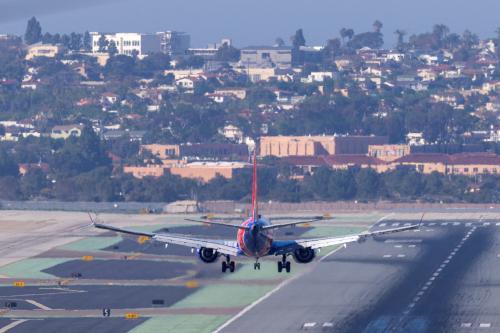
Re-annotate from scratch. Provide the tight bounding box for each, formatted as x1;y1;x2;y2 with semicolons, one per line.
1;0;499;47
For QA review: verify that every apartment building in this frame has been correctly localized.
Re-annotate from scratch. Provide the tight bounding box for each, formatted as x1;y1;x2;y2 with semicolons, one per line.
240;46;292;69
90;32;161;56
156;31;190;56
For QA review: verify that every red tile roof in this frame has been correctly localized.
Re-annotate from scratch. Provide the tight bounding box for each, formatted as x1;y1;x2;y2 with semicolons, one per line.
396;153;500;166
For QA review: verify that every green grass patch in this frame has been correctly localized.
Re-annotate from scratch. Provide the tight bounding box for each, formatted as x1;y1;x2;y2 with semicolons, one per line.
59;236;122;252
128;315;231;333
0;258;69;279
171;284;274;309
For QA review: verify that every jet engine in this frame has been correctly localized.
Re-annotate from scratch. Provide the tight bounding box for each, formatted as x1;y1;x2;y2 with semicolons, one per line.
292;247;316;263
198;247;219;263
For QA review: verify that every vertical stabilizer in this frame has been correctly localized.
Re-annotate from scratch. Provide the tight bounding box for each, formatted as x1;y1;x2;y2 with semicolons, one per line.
251;150;258;221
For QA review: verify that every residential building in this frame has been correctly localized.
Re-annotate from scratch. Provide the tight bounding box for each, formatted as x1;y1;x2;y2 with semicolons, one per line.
25;43;65;60
301;72;333;83
156;31;190;56
219;125;244;143
233;67;293;82
50;124;84;139
239;46;292;69
90;32;161;56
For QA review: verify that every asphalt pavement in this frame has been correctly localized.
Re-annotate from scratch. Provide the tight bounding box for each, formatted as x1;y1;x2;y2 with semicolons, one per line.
218;220;500;333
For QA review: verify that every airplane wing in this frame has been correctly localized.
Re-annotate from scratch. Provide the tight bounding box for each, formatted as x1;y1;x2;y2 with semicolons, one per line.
261;217;325;230
93;223;241;256
271;223;419;255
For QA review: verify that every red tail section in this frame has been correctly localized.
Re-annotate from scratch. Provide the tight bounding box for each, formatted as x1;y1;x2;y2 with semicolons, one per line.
251;150;258;221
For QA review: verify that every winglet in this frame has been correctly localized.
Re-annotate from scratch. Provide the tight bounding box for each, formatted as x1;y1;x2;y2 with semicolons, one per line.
251;150;258;221
88;211;96;226
418;213;425;228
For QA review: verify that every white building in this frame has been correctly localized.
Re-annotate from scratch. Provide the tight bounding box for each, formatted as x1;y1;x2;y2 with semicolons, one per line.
90;32;161;56
301;71;333;83
156;31;190;56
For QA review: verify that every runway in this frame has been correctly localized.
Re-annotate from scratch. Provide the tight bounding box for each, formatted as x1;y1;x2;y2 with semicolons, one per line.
218;220;500;333
1;210;500;332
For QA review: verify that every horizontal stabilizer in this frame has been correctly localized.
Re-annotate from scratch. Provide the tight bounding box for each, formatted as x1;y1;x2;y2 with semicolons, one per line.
185;218;249;230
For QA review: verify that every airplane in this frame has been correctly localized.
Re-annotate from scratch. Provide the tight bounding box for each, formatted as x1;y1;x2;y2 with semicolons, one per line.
92;152;420;273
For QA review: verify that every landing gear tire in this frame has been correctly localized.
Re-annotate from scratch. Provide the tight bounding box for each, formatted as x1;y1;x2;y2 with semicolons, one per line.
254;262;261;270
277;261;283;273
222;261;227;273
285;261;291;273
229;261;235;273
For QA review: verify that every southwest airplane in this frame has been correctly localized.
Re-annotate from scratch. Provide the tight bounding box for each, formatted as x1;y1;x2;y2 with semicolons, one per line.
93;152;419;273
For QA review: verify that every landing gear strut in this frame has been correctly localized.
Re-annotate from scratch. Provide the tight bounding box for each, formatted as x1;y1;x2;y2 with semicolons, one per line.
222;255;235;273
277;254;291;273
254;260;261;270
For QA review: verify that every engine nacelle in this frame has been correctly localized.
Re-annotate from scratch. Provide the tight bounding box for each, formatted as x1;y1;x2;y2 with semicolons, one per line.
198;247;219;263
292;247;316;263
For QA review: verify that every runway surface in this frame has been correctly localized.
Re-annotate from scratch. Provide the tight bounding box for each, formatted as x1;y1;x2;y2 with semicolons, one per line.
218;220;500;333
1;210;500;333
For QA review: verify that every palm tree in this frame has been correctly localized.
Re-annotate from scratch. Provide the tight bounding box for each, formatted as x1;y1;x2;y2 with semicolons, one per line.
345;29;354;41
340;28;348;44
394;29;406;47
432;24;450;42
373;20;383;33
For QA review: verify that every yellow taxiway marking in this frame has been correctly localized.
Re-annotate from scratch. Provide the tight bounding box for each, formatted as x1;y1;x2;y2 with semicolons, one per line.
125;313;140;319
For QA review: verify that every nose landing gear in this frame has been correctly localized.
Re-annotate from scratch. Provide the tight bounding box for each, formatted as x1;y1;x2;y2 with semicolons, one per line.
277;254;291;273
222;255;235;273
253;260;261;270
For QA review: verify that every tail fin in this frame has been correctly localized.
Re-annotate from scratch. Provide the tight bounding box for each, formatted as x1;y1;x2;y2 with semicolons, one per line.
251;150;258;221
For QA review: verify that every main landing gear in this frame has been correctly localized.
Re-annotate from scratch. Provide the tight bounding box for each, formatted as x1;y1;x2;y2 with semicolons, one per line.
222;255;235;273
277;254;291;273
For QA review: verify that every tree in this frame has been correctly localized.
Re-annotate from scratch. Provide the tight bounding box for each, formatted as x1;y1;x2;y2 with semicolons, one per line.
345;29;355;41
60;34;70;48
24;17;42;45
69;32;82;50
108;40;118;56
433;24;450;45
291;29;306;48
274;37;285;47
41;32;53;44
83;31;92;51
215;43;241;62
0;148;19;177
98;35;108;52
394;29;406;48
373;20;383;33
348;32;384;49
340;28;348;44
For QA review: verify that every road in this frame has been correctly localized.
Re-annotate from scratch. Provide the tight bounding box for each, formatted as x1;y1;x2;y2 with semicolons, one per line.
218;220;500;333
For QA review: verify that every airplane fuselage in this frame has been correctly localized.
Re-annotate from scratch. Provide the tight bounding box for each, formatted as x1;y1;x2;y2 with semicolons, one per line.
237;217;273;258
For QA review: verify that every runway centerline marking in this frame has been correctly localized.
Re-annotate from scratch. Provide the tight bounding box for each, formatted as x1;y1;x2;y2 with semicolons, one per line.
399;225;478;322
213;214;395;333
